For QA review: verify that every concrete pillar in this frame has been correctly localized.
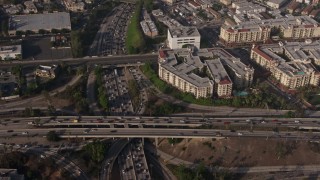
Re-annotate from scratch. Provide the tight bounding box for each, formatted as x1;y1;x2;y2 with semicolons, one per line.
155;137;159;147
83;137;86;140
127;137;130;141
142;138;145;146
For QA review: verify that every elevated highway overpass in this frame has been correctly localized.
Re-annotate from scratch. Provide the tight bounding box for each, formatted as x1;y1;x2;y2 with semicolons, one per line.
0;54;158;68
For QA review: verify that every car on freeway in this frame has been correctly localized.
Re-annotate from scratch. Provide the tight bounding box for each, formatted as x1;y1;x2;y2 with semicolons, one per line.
237;132;243;136
21;131;29;135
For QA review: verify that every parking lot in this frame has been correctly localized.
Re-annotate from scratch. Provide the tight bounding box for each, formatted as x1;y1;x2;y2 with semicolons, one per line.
104;67;135;116
22;37;72;60
90;3;134;56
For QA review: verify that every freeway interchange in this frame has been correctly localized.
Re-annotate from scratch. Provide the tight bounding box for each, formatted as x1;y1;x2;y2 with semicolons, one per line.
1;115;320;140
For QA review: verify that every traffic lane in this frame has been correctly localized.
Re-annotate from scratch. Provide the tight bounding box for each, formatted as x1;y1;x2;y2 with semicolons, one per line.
1;128;319;138
0;54;158;67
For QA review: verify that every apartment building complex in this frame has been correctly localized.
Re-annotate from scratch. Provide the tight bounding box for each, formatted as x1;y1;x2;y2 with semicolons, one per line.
158;48;254;98
167;27;201;49
220;16;320;46
140;10;158;38
250;41;320;89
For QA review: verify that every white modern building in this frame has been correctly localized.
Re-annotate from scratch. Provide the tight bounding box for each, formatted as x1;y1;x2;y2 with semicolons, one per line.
0;45;22;60
167;27;201;49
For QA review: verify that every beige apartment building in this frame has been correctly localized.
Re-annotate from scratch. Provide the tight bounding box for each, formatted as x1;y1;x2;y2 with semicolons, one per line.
220;26;271;45
251;42;320;89
158;48;254;98
220;16;320;46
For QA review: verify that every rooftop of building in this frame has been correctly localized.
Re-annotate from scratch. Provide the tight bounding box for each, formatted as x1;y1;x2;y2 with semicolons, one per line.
169;26;200;38
0;45;22;54
222;15;319;32
159;47;252;87
9;12;71;31
252;41;320;77
267;0;286;4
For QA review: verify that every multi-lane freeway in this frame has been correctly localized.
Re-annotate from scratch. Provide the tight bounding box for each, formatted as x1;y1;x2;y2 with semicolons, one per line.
0;54;158;67
3;116;320;130
1;126;319;141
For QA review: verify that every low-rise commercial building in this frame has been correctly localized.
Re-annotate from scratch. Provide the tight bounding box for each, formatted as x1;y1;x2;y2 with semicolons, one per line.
0;71;18;98
9;12;71;36
167;27;201;49
266;0;287;9
152;9;164;17
35;65;58;79
220;0;231;5
140;10;158;38
309;9;320;18
163;0;176;5
287;1;300;14
220;16;320;46
301;5;313;15
0;45;22;60
64;0;85;11
250;41;320;89
232;1;266;15
0;169;24;180
158;16;182;29
24;1;38;13
158;47;254;98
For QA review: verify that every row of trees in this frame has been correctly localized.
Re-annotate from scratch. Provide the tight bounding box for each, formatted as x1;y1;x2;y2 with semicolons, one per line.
95;66;109;112
60;77;89;113
169;163;232;180
128;80;140;112
16;28;70;36
141;63;294;110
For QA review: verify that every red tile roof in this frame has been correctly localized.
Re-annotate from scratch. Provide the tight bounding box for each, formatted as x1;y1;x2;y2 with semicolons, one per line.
226;28;235;33
219;76;232;85
304;24;315;28
310;9;320;17
252;46;273;61
238;29;250;32
159;50;166;59
188;0;201;7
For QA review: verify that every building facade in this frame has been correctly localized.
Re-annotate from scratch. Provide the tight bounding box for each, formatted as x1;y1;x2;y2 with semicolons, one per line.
250;41;320;89
158;48;254;98
167;27;201;49
0;45;22;60
220;16;320;46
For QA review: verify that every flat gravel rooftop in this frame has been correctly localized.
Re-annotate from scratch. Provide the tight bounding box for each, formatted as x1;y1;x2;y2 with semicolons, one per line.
10;12;71;31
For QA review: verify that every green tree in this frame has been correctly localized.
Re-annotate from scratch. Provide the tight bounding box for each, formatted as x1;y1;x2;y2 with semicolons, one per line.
83;140;108;163
1;18;9;36
176;164;194;180
39;29;48;34
51;29;60;34
46;131;60;141
144;0;153;12
71;30;84;57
